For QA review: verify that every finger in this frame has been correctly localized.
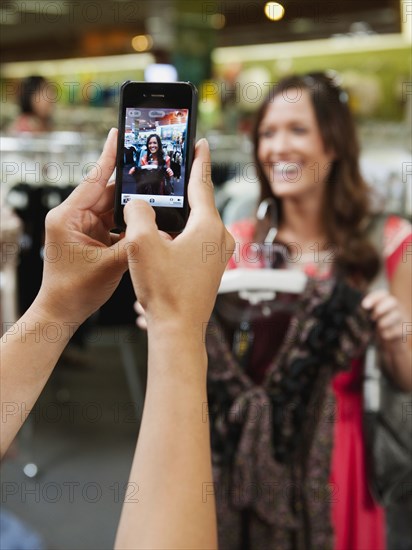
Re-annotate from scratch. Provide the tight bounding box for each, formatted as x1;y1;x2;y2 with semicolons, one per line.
134;301;145;315
159;230;173;242
187;139;217;214
361;289;389;310
137;316;148;330
66;129;118;210
92;181;117;214
109;232;123;245
225;228;236;258
84;128;118;186
124;199;160;245
371;296;398;320
379;325;402;342
377;310;402;331
100;210;117;232
108;235;129;267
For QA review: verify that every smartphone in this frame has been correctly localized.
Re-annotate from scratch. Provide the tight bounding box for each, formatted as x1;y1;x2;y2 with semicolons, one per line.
114;81;198;233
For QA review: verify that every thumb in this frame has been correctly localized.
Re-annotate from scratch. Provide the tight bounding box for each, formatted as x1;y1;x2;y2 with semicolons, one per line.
107;234;129;273
66;128;118;210
124;199;161;246
187;139;216;214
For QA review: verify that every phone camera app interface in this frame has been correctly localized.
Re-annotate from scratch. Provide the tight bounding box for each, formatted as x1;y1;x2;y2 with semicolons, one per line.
121;108;188;208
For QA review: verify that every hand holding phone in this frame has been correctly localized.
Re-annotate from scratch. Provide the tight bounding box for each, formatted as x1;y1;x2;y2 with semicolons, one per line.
114;81;197;234
123;139;235;329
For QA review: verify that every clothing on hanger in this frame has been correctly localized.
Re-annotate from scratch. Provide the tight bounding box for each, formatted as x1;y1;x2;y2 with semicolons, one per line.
206;276;373;550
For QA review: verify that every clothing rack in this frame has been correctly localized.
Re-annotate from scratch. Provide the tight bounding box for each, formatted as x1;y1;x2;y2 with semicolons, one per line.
1;133;102;194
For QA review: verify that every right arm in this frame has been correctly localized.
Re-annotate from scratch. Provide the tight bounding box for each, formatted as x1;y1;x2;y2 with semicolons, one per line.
362;217;412;390
115;139;234;549
165;155;174;178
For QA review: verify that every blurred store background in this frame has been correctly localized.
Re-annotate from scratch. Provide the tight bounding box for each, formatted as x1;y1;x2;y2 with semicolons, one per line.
1;1;411;549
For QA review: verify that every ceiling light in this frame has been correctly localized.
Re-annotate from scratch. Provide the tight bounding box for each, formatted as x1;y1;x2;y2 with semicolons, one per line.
210;13;226;29
264;2;285;21
131;35;153;52
1;53;154;78
145;64;178;82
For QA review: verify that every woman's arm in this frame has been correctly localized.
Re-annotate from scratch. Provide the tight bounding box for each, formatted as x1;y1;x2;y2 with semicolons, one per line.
1;308;72;457
115;139;234;549
0;129;128;457
362;252;412;391
165;155;174;178
116;324;214;550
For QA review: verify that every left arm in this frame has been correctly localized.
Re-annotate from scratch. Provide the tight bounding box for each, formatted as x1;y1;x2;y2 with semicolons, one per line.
0;129;128;457
362;252;412;391
1;308;73;456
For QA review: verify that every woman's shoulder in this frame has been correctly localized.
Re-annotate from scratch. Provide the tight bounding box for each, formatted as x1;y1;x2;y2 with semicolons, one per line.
228;218;256;241
226;219;263;270
383;214;412;259
366;214;411;255
367;214;412;280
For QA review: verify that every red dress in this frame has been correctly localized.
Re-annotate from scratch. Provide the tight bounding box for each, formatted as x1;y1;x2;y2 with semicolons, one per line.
227;215;412;550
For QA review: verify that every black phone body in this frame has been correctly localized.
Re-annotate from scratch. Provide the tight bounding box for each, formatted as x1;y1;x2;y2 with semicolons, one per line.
114;81;198;233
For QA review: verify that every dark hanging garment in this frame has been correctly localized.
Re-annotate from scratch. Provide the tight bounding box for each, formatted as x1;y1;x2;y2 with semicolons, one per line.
206;277;372;550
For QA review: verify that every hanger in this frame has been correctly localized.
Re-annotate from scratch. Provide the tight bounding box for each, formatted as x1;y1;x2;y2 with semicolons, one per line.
218;268;307;295
218;198;307;303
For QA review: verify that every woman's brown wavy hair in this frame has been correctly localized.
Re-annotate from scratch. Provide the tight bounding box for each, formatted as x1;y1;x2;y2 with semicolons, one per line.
252;72;380;284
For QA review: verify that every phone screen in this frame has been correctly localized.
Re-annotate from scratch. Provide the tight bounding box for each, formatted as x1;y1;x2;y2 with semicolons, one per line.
121;107;188;209
115;82;197;233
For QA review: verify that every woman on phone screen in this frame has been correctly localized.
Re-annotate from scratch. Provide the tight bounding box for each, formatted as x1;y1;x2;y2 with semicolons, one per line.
129;133;174;195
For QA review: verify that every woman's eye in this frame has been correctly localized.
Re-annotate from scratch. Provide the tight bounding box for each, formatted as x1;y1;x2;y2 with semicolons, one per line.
259;130;275;139
292;127;307;134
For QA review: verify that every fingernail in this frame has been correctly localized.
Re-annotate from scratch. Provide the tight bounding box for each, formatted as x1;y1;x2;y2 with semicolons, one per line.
106;127;117;141
197;138;209;152
361;297;370;308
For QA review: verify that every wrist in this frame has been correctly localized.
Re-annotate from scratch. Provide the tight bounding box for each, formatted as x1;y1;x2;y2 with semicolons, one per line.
29;295;83;339
380;339;412;391
147;316;208;347
146;318;208;375
4;306;76;351
32;290;88;328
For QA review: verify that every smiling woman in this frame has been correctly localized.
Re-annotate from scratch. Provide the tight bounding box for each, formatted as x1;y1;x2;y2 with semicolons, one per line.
257;87;335;201
128;133;174;195
207;72;412;550
253;72;378;280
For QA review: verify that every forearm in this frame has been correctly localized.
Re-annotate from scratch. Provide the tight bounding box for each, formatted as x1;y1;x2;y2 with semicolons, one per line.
115;323;217;550
383;340;412;391
0;301;74;457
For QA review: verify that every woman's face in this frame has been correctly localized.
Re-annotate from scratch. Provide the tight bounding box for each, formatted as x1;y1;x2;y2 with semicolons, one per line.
31;84;54;119
257;89;335;201
148;137;159;155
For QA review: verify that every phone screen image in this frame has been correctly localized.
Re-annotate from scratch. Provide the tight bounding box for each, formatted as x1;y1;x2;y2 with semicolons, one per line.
120;107;188;209
115;81;197;233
